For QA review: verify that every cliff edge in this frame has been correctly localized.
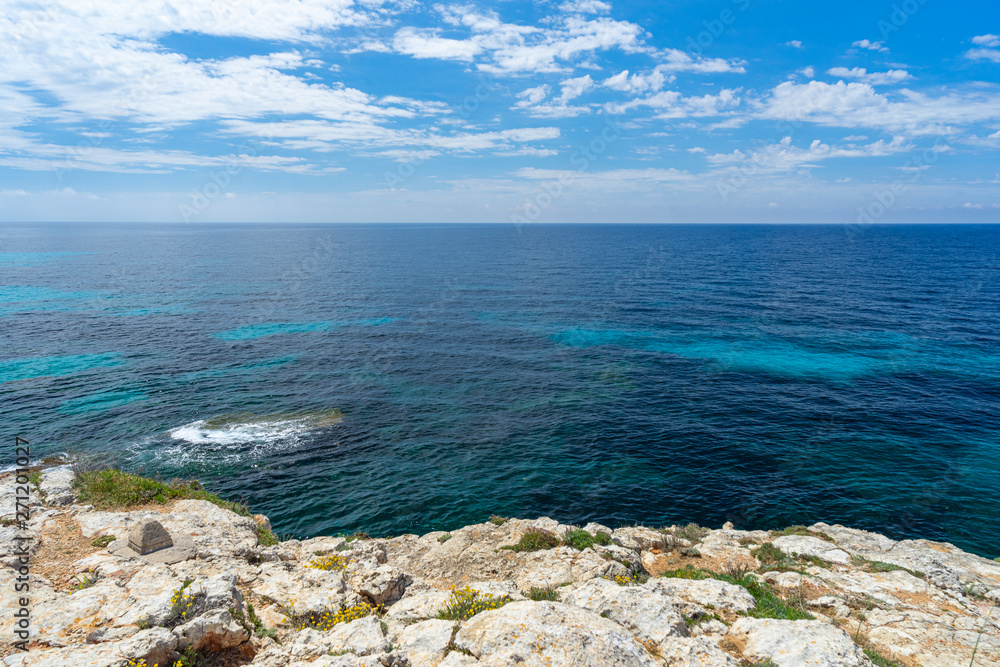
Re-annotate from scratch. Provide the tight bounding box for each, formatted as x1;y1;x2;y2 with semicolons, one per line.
2;467;998;667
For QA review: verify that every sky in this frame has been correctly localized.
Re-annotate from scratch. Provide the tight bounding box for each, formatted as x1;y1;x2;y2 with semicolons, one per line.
1;0;999;223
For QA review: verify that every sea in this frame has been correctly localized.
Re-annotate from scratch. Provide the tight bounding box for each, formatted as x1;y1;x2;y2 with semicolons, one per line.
2;223;998;557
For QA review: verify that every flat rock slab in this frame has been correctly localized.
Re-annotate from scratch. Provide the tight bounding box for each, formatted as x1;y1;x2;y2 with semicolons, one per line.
772;535;852;566
455;601;661;666
562;577;686;646
729;617;870;667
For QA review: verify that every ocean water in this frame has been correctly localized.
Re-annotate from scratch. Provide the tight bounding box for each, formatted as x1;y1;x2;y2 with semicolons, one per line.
2;223;998;556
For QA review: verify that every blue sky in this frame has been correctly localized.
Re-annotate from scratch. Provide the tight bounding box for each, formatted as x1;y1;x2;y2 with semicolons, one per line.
1;0;999;223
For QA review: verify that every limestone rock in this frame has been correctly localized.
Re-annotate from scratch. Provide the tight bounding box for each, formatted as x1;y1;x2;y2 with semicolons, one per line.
39;467;76;506
0;526;40;570
729;617;871;667
349;564;411;605
646;577;757;614
562;576;687;646
254;561;350;615
174;608;248;651
2;627;177;667
772;535;852;566
454;600;661;666
397;619;455;665
325;615;389;656
514;545;629;591
659;636;741;666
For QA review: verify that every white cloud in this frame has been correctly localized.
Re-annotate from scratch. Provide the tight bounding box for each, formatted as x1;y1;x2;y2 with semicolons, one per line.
963;202;983;209
559;0;611;13
514;167;693;187
603;67;670;93
965;48;1000;63
687;147;706;153
658;49;746;74
604;89;740;119
759;81;1000;134
972;34;1000;47
222;119;560;153
512;79;593;118
0;143;320;174
827;67;913;85
559;74;595;101
392;28;482;61
707;135;913;173
799;66;815;78
515;85;551;107
385;6;650;75
786;40;803;49
853;39;889;53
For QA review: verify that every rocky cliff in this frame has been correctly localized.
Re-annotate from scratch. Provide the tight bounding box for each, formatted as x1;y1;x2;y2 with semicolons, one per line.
1;467;998;667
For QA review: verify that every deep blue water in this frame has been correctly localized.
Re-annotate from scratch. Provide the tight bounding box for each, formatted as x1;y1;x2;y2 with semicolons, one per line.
2;223;999;557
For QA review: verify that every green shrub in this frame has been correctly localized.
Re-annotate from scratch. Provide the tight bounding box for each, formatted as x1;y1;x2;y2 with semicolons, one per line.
563;529;595;550
489;515;508;526
438;533;451;543
502;528;560;553
594;531;612;545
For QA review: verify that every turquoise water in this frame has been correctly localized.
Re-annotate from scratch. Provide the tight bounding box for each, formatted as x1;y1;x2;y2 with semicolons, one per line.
1;223;998;556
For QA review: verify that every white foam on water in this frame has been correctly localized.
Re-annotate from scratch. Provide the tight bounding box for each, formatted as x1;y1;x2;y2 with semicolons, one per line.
168;417;308;447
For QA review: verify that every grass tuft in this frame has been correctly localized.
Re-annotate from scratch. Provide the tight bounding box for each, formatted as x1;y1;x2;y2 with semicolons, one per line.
489;515;508;526
528;587;559;601
671;523;709;544
863;645;903;667
664;566;812;621
91;534;116;548
438;532;452;543
719;572;814;621
661;565;710;580
593;531;613;546
502;528;561;553
256;524;280;547
772;525;834;542
751;542;792;568
73;468;251;517
851;554;924;579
